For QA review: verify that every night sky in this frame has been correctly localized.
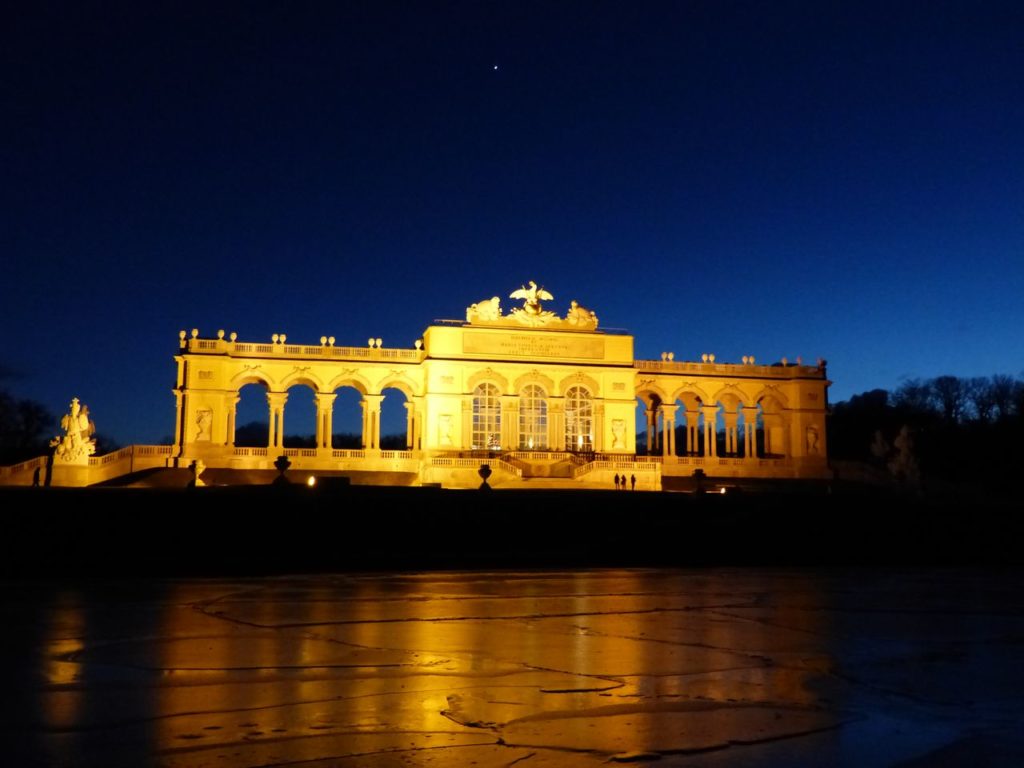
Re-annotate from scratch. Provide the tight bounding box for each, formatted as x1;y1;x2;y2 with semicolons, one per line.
3;2;1022;444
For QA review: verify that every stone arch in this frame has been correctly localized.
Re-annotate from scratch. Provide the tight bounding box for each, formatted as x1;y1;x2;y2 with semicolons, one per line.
669;381;711;406
280;372;323;392
513;370;555;395
635;381;669;407
558;372;600;397
466;368;509;393
327;371;371;395
754;387;790;410
230;369;275;389
711;384;751;408
377;373;418;399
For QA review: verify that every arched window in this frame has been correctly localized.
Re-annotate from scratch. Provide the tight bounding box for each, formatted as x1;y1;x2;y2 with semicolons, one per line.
565;386;593;451
472;383;501;450
518;384;547;449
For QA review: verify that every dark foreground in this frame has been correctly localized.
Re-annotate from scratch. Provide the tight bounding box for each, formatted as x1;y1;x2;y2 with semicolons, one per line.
1;483;1022;576
3;568;1024;767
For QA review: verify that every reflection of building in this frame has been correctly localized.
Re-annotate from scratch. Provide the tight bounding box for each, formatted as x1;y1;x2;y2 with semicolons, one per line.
0;283;830;488
168;284;830;489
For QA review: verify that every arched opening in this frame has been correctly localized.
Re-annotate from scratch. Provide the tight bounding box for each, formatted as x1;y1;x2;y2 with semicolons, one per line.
234;381;269;447
635;393;661;455
282;383;317;448
472;383;501;450
518;384;548;450
380;386;411;450
331;386;364;449
565;386;593;452
676;393;704;456
718;394;742;457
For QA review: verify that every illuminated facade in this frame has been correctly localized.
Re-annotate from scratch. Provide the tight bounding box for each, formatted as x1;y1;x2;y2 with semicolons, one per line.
0;283;830;488
165;284;829;489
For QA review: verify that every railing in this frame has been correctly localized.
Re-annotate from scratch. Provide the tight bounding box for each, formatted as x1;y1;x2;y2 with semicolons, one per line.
429;457;522;477
234;447;269;457
572;459;660;479
283;448;318;457
332;449;366;459
186;337;426;363
635;359;825;378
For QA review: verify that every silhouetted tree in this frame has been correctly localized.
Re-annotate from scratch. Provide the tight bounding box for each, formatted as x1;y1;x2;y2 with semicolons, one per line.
0;389;54;464
932;375;969;423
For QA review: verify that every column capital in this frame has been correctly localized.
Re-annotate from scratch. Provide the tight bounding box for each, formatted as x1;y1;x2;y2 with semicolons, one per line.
660;403;678;418
701;404;720;416
266;391;288;407
314;392;337;406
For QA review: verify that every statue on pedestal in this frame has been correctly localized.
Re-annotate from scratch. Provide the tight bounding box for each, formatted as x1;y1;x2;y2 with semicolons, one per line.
50;397;96;464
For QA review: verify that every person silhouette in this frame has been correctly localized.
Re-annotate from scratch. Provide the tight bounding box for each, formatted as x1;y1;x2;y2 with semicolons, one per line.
630;474;636;491
613;473;620;490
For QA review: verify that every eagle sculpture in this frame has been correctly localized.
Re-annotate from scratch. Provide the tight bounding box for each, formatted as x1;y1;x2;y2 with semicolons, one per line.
510;281;553;316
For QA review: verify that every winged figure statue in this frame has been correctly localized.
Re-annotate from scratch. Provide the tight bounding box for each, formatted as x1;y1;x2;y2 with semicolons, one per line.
510;280;553;316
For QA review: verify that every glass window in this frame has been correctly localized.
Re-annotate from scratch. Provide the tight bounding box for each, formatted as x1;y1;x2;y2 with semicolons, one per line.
565;386;593;451
472;383;501;450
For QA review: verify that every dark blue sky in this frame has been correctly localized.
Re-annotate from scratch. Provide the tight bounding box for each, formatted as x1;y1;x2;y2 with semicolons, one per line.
3;1;1022;443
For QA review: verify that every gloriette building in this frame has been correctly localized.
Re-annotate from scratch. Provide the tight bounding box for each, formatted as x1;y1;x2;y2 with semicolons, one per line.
1;282;830;488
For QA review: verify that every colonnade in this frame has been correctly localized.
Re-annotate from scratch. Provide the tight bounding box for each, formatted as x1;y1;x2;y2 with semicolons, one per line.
643;402;783;459
228;388;421;452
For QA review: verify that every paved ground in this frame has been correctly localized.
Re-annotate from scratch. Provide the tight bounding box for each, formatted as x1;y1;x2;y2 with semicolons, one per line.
4;568;1024;767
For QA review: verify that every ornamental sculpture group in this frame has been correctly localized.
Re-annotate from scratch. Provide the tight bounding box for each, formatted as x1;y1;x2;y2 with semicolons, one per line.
467;281;598;330
50;397;96;464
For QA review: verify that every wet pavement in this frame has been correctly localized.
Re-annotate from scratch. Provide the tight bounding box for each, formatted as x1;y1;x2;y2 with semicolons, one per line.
4;568;1024;767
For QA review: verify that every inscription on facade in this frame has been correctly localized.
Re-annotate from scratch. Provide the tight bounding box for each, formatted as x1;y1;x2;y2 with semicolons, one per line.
463;331;604;360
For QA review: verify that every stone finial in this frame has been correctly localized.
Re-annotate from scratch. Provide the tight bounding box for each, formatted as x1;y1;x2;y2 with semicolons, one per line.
328;336;335;346
667;352;674;361
782;357;788;366
191;328;199;338
272;334;280;343
229;332;237;341
415;339;423;350
179;330;186;340
280;334;287;344
217;329;225;339
701;354;709;363
367;338;374;347
660;352;667;361
320;336;327;346
709;354;716;363
375;338;382;348
742;356;749;365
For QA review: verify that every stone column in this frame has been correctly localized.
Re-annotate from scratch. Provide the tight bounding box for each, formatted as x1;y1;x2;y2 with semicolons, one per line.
462;397;473;449
549;399;565;451
701;404;719;457
501;395;519;451
412;395;424;451
723;411;739;455
226;394;239;447
266;391;288;450
684;409;700;455
314;393;336;451
403;401;414;449
742;406;759;459
661;404;677;457
593;402;605;453
361;394;384;451
645;408;655;453
173;390;185;455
